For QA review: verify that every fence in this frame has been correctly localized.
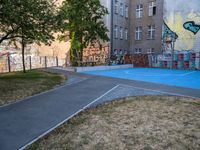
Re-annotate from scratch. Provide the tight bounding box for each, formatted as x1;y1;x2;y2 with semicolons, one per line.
0;54;65;73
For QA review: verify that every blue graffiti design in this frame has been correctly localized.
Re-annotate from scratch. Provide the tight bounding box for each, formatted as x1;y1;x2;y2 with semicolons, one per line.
183;21;200;35
162;22;178;40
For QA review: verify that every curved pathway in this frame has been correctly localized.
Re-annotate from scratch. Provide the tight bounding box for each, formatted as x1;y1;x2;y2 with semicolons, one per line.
0;68;199;150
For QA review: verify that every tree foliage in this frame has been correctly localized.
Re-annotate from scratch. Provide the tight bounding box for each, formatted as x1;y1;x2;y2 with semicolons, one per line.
58;0;109;65
0;0;58;72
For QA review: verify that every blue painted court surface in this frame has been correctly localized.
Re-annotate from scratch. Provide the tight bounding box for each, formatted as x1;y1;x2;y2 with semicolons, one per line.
83;68;200;90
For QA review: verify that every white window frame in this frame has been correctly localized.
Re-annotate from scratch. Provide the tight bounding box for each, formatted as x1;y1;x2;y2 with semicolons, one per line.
149;1;156;16
135;26;142;40
114;49;118;55
125;28;128;40
147;25;155;39
147;48;155;54
119;49;123;55
135;48;142;54
114;2;118;14
114;25;118;39
136;4;143;19
125;5;128;18
120;27;123;39
120;3;124;16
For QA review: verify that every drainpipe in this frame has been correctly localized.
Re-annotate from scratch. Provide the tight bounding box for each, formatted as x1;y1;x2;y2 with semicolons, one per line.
109;0;114;65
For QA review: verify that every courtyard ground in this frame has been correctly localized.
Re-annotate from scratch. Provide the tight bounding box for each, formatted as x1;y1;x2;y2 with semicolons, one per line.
28;96;200;150
0;68;199;150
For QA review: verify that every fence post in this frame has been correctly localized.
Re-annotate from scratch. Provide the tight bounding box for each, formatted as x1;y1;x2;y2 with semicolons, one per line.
7;54;11;72
45;56;47;68
56;57;58;67
29;56;32;70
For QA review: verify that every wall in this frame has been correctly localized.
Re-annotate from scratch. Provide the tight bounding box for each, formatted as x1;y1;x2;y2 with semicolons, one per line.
163;0;200;51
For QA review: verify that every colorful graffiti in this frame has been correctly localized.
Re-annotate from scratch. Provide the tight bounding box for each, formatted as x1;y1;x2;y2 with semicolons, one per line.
163;0;200;51
162;22;178;53
183;21;200;35
83;45;109;65
110;49;127;65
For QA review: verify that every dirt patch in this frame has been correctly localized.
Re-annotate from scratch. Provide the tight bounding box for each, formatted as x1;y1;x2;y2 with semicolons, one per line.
0;69;66;106
28;96;200;150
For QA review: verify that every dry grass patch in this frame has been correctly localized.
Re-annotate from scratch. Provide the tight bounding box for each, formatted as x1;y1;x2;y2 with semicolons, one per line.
28;96;200;150
0;69;66;106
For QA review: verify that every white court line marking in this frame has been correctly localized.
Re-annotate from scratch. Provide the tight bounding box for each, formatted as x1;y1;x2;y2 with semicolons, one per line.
18;84;120;150
180;71;197;76
125;71;198;77
125;71;181;77
119;84;198;99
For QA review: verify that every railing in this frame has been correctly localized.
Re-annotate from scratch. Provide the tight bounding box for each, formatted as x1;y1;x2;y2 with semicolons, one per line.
0;54;65;73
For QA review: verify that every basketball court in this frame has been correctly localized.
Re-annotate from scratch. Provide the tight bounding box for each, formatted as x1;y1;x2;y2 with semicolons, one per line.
83;68;200;90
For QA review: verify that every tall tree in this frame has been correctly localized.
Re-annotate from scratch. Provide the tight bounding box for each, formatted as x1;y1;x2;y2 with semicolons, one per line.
58;0;109;66
0;0;58;72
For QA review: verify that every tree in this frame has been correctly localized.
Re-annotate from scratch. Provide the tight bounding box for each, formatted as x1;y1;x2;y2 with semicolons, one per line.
58;0;109;66
0;0;58;72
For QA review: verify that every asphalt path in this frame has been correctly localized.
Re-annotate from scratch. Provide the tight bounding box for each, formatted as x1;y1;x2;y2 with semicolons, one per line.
0;68;199;150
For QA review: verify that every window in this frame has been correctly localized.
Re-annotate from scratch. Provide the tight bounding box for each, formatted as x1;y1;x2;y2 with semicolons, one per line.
147;48;155;54
124;50;127;54
149;1;156;16
119;49;123;55
114;25;118;39
114;49;118;55
125;5;128;18
120;27;123;39
135;26;142;40
147;25;155;39
125;28;128;40
120;3;123;16
136;4;143;18
114;1;118;14
135;48;142;54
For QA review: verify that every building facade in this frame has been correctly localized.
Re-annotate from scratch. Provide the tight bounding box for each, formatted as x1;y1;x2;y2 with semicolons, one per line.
99;0;164;63
101;0;200;58
112;0;130;56
129;0;163;55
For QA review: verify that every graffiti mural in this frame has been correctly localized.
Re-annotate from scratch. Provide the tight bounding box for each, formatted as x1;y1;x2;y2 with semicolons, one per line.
163;0;200;51
110;49;126;65
162;22;178;53
83;45;109;65
183;21;200;35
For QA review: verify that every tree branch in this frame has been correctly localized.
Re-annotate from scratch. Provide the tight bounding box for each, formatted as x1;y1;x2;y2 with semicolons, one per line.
0;26;21;44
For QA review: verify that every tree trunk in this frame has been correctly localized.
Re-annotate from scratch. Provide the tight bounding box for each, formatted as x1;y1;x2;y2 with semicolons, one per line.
21;36;26;73
79;49;83;62
79;37;83;62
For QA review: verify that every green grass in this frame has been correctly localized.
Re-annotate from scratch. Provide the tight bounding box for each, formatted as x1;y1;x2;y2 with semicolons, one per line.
27;96;200;150
0;69;66;106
